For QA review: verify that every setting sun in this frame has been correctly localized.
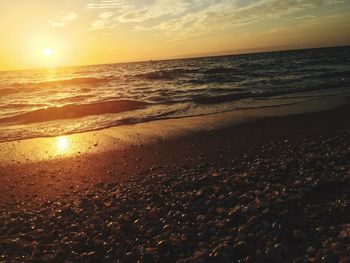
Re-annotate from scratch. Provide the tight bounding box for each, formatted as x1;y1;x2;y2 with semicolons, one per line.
43;47;53;57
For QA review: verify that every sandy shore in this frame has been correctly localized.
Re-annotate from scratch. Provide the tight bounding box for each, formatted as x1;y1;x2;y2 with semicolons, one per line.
0;96;349;207
0;97;350;262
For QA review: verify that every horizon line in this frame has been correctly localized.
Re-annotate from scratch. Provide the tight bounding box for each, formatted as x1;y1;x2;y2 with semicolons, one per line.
1;43;349;73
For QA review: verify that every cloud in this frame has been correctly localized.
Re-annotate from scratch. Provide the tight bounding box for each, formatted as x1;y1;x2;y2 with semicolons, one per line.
88;0;132;30
100;11;114;19
88;0;346;37
117;0;192;23
295;15;316;20
90;11;117;30
49;11;79;27
131;0;346;39
87;0;132;9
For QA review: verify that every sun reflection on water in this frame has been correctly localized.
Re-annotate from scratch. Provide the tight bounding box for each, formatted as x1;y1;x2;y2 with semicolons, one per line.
56;136;69;153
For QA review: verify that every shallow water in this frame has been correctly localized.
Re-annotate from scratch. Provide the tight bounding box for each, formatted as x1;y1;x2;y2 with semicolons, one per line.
0;46;349;142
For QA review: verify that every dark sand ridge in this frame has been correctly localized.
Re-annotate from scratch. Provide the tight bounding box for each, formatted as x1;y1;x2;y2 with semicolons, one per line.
0;95;349;208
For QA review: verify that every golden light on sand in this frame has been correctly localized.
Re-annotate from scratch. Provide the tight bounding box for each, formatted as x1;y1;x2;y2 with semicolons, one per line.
56;136;69;153
43;48;53;57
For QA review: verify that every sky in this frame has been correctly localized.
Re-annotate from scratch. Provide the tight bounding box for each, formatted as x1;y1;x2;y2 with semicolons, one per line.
0;0;349;71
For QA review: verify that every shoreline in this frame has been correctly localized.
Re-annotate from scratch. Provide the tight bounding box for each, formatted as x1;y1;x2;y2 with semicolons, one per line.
0;96;349;208
0;90;348;144
1;94;348;159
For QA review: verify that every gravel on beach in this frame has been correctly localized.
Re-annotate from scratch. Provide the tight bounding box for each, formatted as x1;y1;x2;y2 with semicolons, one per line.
1;130;350;262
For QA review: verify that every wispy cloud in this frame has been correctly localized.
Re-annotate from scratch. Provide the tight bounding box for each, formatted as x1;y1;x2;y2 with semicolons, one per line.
88;0;346;38
88;0;203;30
90;11;116;30
295;15;316;20
117;0;192;23
132;0;345;39
87;0;131;9
49;11;79;27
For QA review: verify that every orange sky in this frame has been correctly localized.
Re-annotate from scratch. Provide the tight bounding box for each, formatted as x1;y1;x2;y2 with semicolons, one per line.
0;0;350;71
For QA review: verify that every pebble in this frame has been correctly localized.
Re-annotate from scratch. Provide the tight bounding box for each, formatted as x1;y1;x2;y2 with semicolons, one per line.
1;131;349;262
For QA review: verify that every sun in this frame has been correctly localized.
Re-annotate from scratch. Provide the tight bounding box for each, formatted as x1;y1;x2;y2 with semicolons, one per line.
43;47;53;57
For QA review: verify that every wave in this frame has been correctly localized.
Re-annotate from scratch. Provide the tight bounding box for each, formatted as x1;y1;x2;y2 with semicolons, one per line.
192;92;258;105
186;76;241;85
38;77;112;86
316;70;350;79
50;94;94;103
10;77;112;88
0;87;19;97
135;68;197;81
202;67;235;74
135;67;239;81
135;70;181;81
0;100;149;125
191;80;350;105
0;103;48;110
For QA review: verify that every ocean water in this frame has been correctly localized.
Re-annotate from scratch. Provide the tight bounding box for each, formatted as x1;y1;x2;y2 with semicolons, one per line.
0;46;349;142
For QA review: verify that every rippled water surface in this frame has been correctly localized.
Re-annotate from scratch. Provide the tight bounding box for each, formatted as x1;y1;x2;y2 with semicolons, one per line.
0;46;349;142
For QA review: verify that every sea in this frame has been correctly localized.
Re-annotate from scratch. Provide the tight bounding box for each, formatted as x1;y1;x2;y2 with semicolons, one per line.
0;46;349;142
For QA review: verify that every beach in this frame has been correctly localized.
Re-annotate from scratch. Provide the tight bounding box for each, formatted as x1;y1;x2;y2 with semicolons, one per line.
1;97;350;262
1;0;350;260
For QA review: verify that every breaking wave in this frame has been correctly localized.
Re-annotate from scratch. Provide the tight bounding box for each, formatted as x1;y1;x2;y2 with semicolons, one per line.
0;100;149;124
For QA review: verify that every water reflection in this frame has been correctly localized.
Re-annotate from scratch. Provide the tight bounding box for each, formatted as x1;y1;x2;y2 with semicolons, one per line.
56;136;69;153
0;132;100;165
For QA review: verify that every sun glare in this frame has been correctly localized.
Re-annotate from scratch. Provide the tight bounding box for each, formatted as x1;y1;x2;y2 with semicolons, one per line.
43;47;53;57
56;136;69;153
